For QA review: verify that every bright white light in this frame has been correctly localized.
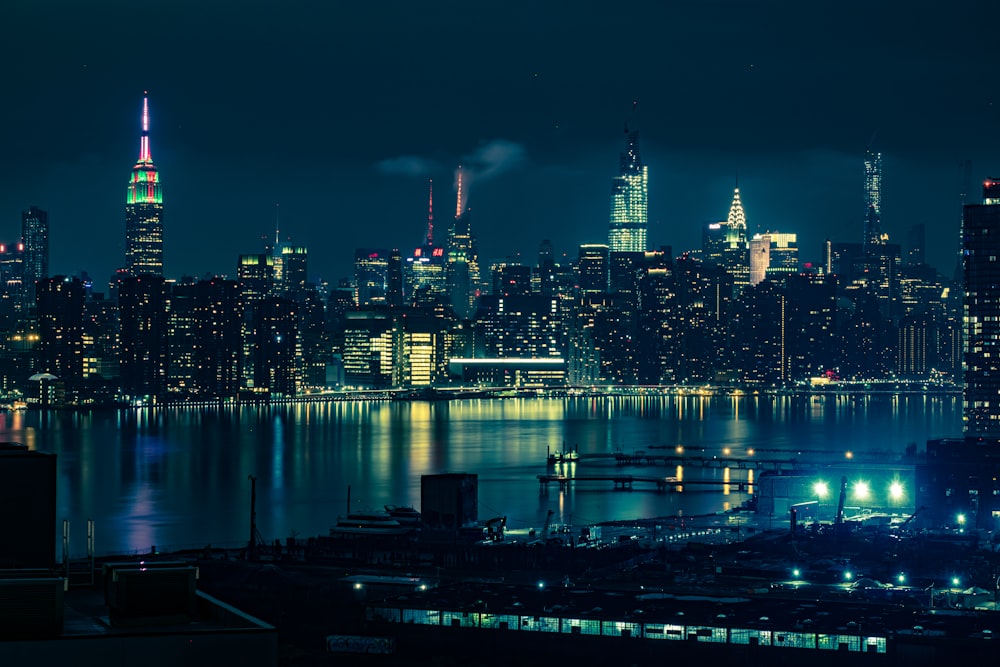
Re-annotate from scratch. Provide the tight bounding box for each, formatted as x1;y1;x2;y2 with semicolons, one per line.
952;577;961;587
889;481;904;501
792;568;801;578
537;581;545;590
853;481;870;501
897;573;906;584
844;571;853;581
813;481;829;499
957;513;967;525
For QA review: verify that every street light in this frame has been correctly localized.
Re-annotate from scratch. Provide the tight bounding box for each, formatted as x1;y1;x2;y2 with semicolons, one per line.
889;481;905;502
852;480;871;502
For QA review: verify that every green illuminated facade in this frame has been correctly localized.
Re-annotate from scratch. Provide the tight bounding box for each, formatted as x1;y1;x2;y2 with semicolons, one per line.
125;94;164;276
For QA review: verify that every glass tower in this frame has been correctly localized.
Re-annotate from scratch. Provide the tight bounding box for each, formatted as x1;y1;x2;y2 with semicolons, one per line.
864;148;882;251
608;130;648;253
125;94;164;276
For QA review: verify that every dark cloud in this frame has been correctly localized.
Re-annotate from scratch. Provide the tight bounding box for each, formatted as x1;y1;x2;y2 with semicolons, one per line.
0;2;995;282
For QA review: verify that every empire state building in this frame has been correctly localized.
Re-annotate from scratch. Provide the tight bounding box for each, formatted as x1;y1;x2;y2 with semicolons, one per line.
125;93;164;276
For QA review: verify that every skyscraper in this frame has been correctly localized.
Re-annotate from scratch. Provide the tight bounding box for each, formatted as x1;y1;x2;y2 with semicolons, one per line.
446;168;481;319
863;148;882;251
963;178;1000;439
124;93;164;277
607;127;648;253
21;206;48;294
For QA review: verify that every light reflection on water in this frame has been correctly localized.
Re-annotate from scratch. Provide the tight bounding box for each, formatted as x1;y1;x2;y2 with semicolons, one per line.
0;393;962;556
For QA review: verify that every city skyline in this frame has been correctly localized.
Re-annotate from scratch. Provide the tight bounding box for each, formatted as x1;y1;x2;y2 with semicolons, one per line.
2;2;996;283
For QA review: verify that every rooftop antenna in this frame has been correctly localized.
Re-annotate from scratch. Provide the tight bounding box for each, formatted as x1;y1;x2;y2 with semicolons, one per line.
274;203;280;248
455;166;464;218
139;91;152;163
426;179;434;244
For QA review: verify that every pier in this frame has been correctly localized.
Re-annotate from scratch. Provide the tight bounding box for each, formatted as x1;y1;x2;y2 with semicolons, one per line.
536;474;751;492
547;450;906;472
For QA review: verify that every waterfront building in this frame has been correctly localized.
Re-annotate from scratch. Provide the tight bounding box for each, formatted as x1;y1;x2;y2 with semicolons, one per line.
963;177;1000;439
118;275;168;402
342;310;397;388
166;279;243;399
473;294;563;361
729;280;787;385
34;276;85;393
124;94;164;277
21;205;47;300
0;242;26;330
784;273;838;380
250;296;299;397
608;127;648;253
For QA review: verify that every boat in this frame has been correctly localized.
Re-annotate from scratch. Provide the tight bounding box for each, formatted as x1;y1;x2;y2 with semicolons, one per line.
384;504;422;525
330;510;413;536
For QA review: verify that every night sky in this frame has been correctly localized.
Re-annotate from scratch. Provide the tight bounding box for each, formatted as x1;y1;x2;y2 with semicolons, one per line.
2;1;996;287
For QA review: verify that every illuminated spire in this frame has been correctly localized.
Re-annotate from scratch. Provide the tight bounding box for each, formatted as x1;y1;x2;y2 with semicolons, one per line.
275;203;280;249
126;92;161;206
125;92;164;277
427;179;434;244
138;91;152;164
727;187;746;230
455;166;464;218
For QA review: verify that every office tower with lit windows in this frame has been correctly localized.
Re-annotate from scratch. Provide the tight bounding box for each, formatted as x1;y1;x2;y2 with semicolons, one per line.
21;206;48;297
124;94;164;276
354;248;389;306
577;244;610;294
407;182;447;305
607;129;648;253
387;248;404;307
35;276;85;390
963;178;1000;439
863;148;882;251
252;297;299;397
446;169;481;319
703;188;750;295
167;279;243;398
279;244;308;296
118;275;168;401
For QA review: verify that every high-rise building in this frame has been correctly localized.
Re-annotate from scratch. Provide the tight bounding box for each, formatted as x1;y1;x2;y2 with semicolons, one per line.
748;234;770;286
703;188;750;295
21;206;48;295
446;168;481;319
406;181;447;305
354;248;389;306
118;275;168;401
577;244;610;294
124;94;164;277
864;148;882;251
963;178;1000;439
607;127;648;253
35;276;85;390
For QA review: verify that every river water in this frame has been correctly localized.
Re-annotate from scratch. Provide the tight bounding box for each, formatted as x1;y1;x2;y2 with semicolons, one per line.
0;392;962;556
